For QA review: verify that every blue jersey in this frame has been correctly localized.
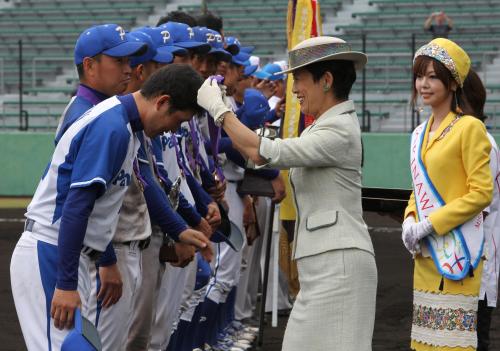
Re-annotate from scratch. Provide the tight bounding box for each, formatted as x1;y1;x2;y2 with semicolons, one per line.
26;95;141;251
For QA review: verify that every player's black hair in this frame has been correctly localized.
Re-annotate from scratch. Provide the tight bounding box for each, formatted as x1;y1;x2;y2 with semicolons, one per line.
156;11;197;27
196;12;223;32
297;59;356;101
141;64;204;114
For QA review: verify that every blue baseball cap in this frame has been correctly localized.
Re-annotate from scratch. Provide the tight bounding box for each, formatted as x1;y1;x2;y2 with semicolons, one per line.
158;22;210;53
224;36;241;55
193;27;232;62
127;31;173;67
240;45;255;54
61;308;102;351
210;203;244;252
232;51;250;66
195;254;211;290
243;56;259;77
236;88;270;129
262;63;285;81
136;26;187;57
74;24;147;65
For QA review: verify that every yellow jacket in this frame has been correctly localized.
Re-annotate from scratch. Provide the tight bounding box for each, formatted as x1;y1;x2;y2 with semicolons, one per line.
405;112;493;234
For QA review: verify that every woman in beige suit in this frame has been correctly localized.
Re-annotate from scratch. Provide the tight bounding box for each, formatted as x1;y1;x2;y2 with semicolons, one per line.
197;36;377;351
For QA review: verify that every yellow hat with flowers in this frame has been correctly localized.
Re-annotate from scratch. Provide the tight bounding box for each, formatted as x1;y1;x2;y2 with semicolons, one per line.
414;38;470;87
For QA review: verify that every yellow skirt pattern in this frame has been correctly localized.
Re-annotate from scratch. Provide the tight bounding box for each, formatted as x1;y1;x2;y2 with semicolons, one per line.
411;255;483;351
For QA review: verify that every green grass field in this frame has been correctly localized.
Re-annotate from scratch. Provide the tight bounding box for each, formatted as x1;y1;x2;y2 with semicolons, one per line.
0;197;31;209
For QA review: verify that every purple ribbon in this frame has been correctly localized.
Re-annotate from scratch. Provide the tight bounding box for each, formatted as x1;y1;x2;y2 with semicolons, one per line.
171;131;193;177
145;137;170;185
133;158;148;190
207;113;225;182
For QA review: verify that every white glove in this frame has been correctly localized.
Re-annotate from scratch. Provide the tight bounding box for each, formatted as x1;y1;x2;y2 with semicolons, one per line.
197;77;232;126
402;216;433;254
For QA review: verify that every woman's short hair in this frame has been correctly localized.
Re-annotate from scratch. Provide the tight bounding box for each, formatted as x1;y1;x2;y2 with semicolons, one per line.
300;59;356;100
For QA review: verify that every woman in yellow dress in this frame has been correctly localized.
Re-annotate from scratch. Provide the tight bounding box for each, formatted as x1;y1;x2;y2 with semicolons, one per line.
403;38;493;350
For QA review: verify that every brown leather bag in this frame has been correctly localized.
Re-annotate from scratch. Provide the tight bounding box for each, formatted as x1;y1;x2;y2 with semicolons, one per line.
159;238;178;263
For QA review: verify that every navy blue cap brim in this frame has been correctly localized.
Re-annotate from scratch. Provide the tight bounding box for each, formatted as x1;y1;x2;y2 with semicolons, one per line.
268;74;285;81
225;44;240;56
240;46;255;54
103;41;147;58
162;45;188;56
209;48;232;62
210;221;244;252
232;57;248;66
176;41;211;53
153;47;174;64
244;64;258;76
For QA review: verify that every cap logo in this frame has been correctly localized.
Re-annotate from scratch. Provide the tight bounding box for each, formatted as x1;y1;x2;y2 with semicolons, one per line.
161;30;171;43
187;27;194;39
234;39;241;46
215;34;222;43
116;26;126;41
206;33;215;43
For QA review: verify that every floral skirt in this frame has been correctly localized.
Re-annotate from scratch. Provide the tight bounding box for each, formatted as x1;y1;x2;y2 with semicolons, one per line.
411;255;483;351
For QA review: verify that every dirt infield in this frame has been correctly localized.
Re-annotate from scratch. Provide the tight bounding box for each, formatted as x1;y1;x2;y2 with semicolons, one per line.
1;210;499;350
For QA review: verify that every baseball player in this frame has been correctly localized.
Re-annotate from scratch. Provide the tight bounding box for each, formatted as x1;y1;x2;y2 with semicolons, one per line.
146;23;229;351
10;64;209;351
55;24;146;145
84;29;199;351
125;27;214;351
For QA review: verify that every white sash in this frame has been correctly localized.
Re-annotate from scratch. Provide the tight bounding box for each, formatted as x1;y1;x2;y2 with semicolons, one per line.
410;120;484;280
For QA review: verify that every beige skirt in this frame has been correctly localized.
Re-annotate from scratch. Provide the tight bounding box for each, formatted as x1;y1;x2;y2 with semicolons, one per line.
282;248;377;351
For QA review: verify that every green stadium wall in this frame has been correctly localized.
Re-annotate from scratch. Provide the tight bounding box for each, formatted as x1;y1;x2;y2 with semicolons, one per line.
1;132;500;196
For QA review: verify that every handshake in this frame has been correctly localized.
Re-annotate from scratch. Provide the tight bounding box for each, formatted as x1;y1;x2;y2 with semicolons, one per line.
197;76;233;127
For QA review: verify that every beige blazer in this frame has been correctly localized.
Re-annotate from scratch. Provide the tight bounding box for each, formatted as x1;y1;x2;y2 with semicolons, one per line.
258;100;374;260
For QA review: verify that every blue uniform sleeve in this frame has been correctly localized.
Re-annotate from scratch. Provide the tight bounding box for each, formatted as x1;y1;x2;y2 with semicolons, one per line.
139;161;188;241
57;184;100;290
177;192;203;226
200;163;216;190
69;117;130;196
204;137;233;155
185;173;211;217
97;242;117;267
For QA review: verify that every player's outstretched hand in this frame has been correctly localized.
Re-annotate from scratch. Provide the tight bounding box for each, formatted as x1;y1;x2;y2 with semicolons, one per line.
207;178;227;203
172;242;195;268
206;201;222;229
179;228;210;250
197;77;232;124
195;217;213;239
199;242;214;263
51;288;82;330
97;264;123;308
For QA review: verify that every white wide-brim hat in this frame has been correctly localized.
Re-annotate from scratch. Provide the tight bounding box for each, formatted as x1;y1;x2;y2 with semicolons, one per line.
276;36;367;75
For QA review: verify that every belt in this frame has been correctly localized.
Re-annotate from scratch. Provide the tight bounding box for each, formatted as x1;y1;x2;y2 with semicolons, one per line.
24;218;35;232
25;219;102;261
81;246;102;261
122;237;151;250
